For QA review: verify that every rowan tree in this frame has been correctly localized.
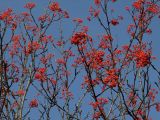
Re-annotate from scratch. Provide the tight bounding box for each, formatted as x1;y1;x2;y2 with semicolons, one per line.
0;0;160;120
